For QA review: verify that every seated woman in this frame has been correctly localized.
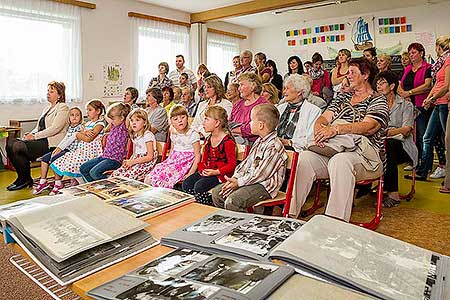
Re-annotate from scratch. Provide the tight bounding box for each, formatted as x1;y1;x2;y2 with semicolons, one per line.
191;75;232;137
276;74;321;152
290;58;389;221
377;54;392;73
180;86;198;117
6;81;69;191
145;87;169;142
284;55;304;80
148;62;173;90
230;72;268;143
261;82;280;105
123;86;140;110
161;86;175;113
376;71;418;207
265;59;283;98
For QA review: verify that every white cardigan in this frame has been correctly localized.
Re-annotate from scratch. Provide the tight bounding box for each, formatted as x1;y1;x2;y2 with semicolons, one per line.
32;102;69;147
276;100;321;152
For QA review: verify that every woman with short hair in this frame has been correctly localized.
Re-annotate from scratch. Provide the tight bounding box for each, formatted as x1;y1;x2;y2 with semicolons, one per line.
145;87;169;142
290;58;389;221
6;81;69;190
148;62;173;90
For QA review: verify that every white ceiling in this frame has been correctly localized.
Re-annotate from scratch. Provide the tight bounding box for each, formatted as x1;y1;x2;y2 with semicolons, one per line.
222;0;445;29
137;0;249;13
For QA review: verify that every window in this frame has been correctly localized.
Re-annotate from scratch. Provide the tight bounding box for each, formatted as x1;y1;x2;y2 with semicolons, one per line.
132;18;190;100
207;32;240;85
0;0;82;103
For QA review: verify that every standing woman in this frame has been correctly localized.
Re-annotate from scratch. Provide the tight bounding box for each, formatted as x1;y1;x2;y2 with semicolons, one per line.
412;36;450;181
331;49;351;97
6;81;69;190
310;52;332;102
224;56;241;91
147;62;173;90
398;43;433;168
284;55;304;80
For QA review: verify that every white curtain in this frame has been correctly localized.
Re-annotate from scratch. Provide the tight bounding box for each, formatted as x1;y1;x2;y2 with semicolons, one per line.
207;32;240;85
0;0;82;103
131;18;190;101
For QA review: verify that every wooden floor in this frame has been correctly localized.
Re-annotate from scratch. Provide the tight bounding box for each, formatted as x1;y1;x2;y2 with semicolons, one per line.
0;165;449;300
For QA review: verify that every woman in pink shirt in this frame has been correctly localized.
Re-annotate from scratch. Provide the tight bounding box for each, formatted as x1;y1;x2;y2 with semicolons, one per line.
415;36;450;181
230;72;268;143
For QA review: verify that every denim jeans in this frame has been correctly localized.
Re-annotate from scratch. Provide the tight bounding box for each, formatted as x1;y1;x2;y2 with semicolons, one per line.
80;157;121;182
415;107;431;163
417;104;448;176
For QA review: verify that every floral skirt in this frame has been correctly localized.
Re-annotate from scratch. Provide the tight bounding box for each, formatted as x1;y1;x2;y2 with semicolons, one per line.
144;150;195;188
111;151;158;182
50;138;103;177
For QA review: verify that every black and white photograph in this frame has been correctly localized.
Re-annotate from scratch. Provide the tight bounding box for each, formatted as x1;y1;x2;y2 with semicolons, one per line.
184;257;276;294
116;275;219;300
213;229;284;256
184;215;245;236
103;187;131;198
238;217;302;239
109;197;139;208
122;202;154;215
133;249;210;278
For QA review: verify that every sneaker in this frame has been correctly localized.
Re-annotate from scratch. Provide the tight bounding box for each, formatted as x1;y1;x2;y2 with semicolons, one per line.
32;182;50;195
49;183;64;196
430;166;446;179
403;165;414;171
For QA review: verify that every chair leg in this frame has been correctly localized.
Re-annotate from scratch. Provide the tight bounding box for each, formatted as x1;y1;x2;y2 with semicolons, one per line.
351;177;384;230
300;180;325;218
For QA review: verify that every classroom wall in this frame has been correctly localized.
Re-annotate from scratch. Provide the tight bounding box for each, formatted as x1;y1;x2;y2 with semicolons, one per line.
0;0;251;126
250;1;450;75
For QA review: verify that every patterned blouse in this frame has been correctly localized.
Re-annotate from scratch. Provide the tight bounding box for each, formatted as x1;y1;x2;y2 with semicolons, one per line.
102;122;129;162
148;75;173;90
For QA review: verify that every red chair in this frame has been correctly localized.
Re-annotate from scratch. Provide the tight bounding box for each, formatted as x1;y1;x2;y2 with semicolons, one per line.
248;150;300;218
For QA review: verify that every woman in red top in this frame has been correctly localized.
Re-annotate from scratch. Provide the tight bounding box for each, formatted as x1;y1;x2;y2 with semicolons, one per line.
310;52;332;102
182;106;237;205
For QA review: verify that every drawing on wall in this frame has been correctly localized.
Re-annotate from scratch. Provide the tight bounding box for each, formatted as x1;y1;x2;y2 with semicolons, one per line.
103;63;123;97
351;16;374;50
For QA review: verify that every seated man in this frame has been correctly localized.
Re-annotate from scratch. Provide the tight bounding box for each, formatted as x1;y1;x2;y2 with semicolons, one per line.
211;104;287;212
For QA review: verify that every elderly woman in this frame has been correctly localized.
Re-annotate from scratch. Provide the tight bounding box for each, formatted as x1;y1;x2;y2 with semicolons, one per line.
377;54;392;73
331;49;351;97
232;50;257;83
230;72;268;143
376;71;417;207
180;86;198;117
261;83;280;105
146;87;169;142
310;52;332;102
123;86;140;110
290;58;389;221
148;62;173;90
398;43;433;171
409;36;450;182
284;56;304;80
276;74;321;152
191;75;232;137
6;81;69;190
161;86;175;114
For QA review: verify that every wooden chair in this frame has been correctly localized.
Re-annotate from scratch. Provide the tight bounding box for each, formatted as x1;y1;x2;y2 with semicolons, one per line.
247;150;300;218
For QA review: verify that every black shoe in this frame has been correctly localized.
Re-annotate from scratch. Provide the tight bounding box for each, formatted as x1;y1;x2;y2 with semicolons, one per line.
7;179;33;191
404;174;427;181
382;195;400;208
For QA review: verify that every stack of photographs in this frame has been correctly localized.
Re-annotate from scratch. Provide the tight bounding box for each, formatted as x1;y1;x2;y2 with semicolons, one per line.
161;211;304;261
269;215;450;300
6;195;158;285
87;248;294;300
62;177;194;219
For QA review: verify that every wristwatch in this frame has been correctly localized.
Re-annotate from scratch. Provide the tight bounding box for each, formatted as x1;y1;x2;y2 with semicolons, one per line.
408;90;413;95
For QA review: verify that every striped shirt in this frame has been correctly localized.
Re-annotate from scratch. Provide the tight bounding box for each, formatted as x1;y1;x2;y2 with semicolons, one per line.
234;131;287;198
328;92;389;168
168;67;196;87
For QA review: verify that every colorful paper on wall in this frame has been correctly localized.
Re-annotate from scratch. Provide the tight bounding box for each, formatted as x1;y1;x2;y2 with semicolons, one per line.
378;16;412;34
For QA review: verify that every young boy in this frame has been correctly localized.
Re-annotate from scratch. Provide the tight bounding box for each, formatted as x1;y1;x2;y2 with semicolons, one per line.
179;73;190;88
211;104;287;212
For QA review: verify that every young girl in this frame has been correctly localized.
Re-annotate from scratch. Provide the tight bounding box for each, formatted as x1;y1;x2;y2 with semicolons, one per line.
80;103;130;182
33;107;83;195
182;106;237;205
50;99;106;194
144;105;201;188
111;108;158;181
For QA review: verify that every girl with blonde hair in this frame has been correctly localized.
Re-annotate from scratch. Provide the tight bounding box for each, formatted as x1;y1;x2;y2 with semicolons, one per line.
112;109;158;181
145;105;201;188
183;106;237;205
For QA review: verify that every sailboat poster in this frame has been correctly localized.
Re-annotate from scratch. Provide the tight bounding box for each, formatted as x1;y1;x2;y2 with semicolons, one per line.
351;15;375;51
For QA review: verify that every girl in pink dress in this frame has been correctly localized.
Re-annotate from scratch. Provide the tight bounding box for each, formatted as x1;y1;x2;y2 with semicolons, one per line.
144;105;201;188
